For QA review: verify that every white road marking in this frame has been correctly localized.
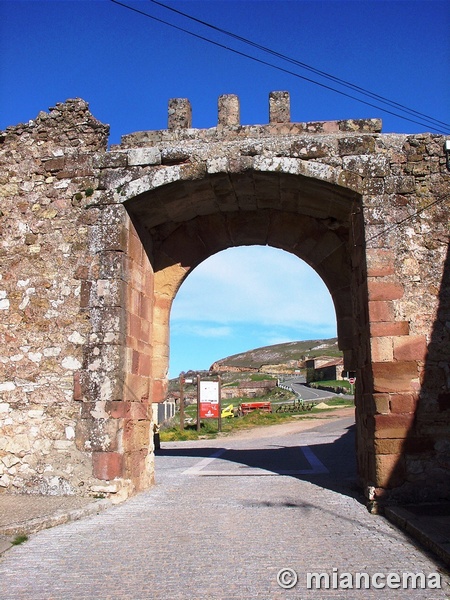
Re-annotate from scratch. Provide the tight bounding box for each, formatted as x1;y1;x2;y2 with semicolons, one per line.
182;444;329;476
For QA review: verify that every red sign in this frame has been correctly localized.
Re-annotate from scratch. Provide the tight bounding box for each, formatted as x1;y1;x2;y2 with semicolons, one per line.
199;402;220;419
349;377;356;384
199;380;220;420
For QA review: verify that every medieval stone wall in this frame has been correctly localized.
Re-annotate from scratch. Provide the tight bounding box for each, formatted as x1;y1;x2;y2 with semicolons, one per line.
0;100;111;494
1;92;449;506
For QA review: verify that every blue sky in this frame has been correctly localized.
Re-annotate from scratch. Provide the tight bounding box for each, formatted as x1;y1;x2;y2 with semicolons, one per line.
1;1;449;377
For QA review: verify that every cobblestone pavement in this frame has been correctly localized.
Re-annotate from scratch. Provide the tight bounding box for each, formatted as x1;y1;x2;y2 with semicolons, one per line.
1;414;448;599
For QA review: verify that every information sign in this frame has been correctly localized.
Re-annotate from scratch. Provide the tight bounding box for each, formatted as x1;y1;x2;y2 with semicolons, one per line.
199;380;220;418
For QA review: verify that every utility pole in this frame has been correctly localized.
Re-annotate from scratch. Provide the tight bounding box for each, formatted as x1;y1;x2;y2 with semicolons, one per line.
179;372;185;431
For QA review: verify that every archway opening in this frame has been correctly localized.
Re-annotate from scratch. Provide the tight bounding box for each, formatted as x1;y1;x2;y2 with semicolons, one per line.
169;245;337;378
123;167;370;497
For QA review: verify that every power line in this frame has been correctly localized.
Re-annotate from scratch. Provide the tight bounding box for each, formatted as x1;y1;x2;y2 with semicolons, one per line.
109;0;449;134
365;193;450;245
149;0;450;133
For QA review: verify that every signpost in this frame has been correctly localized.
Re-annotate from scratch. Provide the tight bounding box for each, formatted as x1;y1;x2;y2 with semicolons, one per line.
349;376;356;395
197;376;221;432
179;373;185;431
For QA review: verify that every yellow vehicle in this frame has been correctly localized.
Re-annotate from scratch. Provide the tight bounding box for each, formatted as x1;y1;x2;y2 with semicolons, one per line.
221;404;235;418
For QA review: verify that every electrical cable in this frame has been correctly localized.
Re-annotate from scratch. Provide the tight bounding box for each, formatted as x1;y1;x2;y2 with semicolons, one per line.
365;193;450;245
148;0;450;133
109;0;450;239
109;0;449;134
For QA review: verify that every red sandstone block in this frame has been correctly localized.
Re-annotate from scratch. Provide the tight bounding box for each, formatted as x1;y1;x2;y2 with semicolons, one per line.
373;453;405;488
366;249;396;277
370;337;393;362
393;335;427;362
367;264;395;277
370;321;409;337
106;400;129;419
152;378;167;403
139;295;152;321
368;280;404;301
373;393;390;414
368;301;394;322
374;438;404;454
124;449;148;480
128;313;142;340
73;372;82;401
92;451;123;480
389;394;418;414
123;420;151;452
139;318;151;342
128;289;141;316
125;373;150;402
80;280;92;308
373;413;415;438
132;349;140;375
138;353;152;377
128;228;143;265
372;361;418;393
106;401;149;420
153;294;172;312
129;401;150;420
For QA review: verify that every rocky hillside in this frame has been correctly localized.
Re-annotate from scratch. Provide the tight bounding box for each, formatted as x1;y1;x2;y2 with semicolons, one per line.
210;338;340;373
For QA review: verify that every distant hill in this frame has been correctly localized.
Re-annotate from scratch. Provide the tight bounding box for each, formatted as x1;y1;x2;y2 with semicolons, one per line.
210;338;340;373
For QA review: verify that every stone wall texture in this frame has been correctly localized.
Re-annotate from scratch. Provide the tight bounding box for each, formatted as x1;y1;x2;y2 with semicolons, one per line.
1;92;449;507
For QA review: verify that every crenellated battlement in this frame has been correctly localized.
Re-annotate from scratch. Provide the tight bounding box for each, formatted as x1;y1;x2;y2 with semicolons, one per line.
118;91;382;148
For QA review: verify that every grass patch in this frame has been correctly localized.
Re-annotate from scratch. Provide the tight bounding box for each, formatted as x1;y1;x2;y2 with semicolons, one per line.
310;379;351;390
325;397;354;406
11;534;28;545
160;396;354;442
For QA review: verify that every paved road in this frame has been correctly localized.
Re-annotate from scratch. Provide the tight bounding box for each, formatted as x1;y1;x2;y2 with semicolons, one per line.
1;412;448;599
280;379;337;401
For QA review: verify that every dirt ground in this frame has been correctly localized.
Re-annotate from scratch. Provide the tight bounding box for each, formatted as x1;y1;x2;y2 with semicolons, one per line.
217;406;355;440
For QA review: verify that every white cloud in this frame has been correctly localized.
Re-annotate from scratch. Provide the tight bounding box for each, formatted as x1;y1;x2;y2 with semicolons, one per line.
171;323;233;338
171;245;336;331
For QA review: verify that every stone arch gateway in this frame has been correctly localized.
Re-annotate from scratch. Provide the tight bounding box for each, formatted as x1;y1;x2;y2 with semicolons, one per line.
1;92;449;508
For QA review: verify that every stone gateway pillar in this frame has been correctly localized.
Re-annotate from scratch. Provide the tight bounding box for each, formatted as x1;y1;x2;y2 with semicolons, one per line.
1;93;449;509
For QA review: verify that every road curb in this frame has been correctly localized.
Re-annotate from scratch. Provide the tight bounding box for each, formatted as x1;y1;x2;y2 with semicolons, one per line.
385;505;450;568
0;498;112;540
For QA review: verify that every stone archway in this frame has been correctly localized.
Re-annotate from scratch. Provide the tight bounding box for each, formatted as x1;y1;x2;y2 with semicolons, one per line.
125;168;363;390
1;92;449;507
121;163;370;497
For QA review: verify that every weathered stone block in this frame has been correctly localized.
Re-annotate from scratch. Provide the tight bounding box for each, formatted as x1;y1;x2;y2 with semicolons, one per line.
269;91;290;123
218;94;240;127
374;438;404;455
370;337;393;362
390;393;418;414
370;321;409;337
373;453;405;488
92;451;123;480
127;148;161;166
372;361;418;393
338;136;376;156
368;300;395;322
373;393;390;415
168;98;192;129
152;378;167;404
367;280;404;301
372;413;415;439
123;420;151;452
393;335;427;362
342;154;389;177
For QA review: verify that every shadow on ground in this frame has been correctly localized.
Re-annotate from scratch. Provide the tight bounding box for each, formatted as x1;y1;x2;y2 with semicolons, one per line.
156;423;363;503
